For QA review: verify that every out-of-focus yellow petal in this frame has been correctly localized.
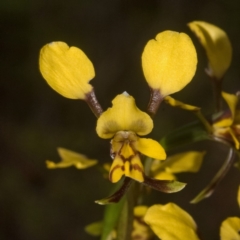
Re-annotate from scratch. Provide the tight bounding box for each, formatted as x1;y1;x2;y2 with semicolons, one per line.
222;92;238;124
220;217;240;240
46;148;97;169
39;42;94;99
163;151;205;174
132;206;153;240
85;221;103;237
96;93;153;139
228;128;240;150
134;206;148;217
188;21;232;80
134;138;166;160
213;127;239;149
142;31;197;97
213;91;238;128
164;96;200;111
125;155;144;182
144;203;200;240
154;171;176;180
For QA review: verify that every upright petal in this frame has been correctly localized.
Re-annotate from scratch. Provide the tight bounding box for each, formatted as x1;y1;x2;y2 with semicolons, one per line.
188;21;232;80
144;203;200;240
96;93;153;139
39;42;95;99
142;31;197;97
134;138;166;160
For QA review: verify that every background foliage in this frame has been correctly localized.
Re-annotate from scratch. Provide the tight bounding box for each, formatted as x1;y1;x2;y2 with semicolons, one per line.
1;0;240;239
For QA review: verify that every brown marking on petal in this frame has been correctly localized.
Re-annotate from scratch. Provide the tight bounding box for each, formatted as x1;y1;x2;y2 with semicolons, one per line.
132;164;143;172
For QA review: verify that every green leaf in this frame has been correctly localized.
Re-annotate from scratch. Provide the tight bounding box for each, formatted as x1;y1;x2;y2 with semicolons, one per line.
160;120;210;151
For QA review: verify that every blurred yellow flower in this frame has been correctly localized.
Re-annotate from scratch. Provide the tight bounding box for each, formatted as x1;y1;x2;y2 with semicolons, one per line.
46;148;97;169
144;203;200;240
213;91;240;149
220;217;240;240
142;30;197;97
39;41;95;99
188;21;232;80
96;92;166;183
151;151;205;180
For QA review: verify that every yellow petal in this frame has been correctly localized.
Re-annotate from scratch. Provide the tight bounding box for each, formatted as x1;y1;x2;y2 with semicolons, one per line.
164;96;200;111
120;142;135;159
144;203;200;240
85;221;103;237
188;21;232;80
214;91;238;128
96;93;153;139
163;151;205;174
142;31;197;97
238;186;240;208
220;217;240;240
228;128;240;150
46;148;97;169
126;155;144;182
134;138;166;160
132;206;154;240
109;154;144;183
134;205;148;217
154;171;176;181
39;42;94;99
109;155;125;183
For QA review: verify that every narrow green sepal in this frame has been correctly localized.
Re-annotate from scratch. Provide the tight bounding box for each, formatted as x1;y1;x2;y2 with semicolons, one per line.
143;175;186;193
95;178;132;205
160;120;210;151
191;148;235;204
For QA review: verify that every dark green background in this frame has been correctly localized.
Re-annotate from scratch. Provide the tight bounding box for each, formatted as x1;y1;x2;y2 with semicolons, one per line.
1;0;240;239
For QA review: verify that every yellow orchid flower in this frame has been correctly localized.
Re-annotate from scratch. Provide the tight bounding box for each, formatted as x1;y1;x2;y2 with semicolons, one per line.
188;21;232;80
213;91;240;149
46;148;97;169
96;92;166;183
144;203;200;240
142;31;197;98
151;151;205;180
39;42;95;99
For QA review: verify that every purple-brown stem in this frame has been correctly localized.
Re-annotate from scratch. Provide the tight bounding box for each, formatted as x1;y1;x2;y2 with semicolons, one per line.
85;89;103;118
147;88;164;117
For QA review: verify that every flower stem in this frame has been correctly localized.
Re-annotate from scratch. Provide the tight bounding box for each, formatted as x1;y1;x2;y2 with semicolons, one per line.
85;89;103;118
147;88;164;117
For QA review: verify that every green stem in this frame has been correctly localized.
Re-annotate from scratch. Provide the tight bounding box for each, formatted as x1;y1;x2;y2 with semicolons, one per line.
116;182;135;240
